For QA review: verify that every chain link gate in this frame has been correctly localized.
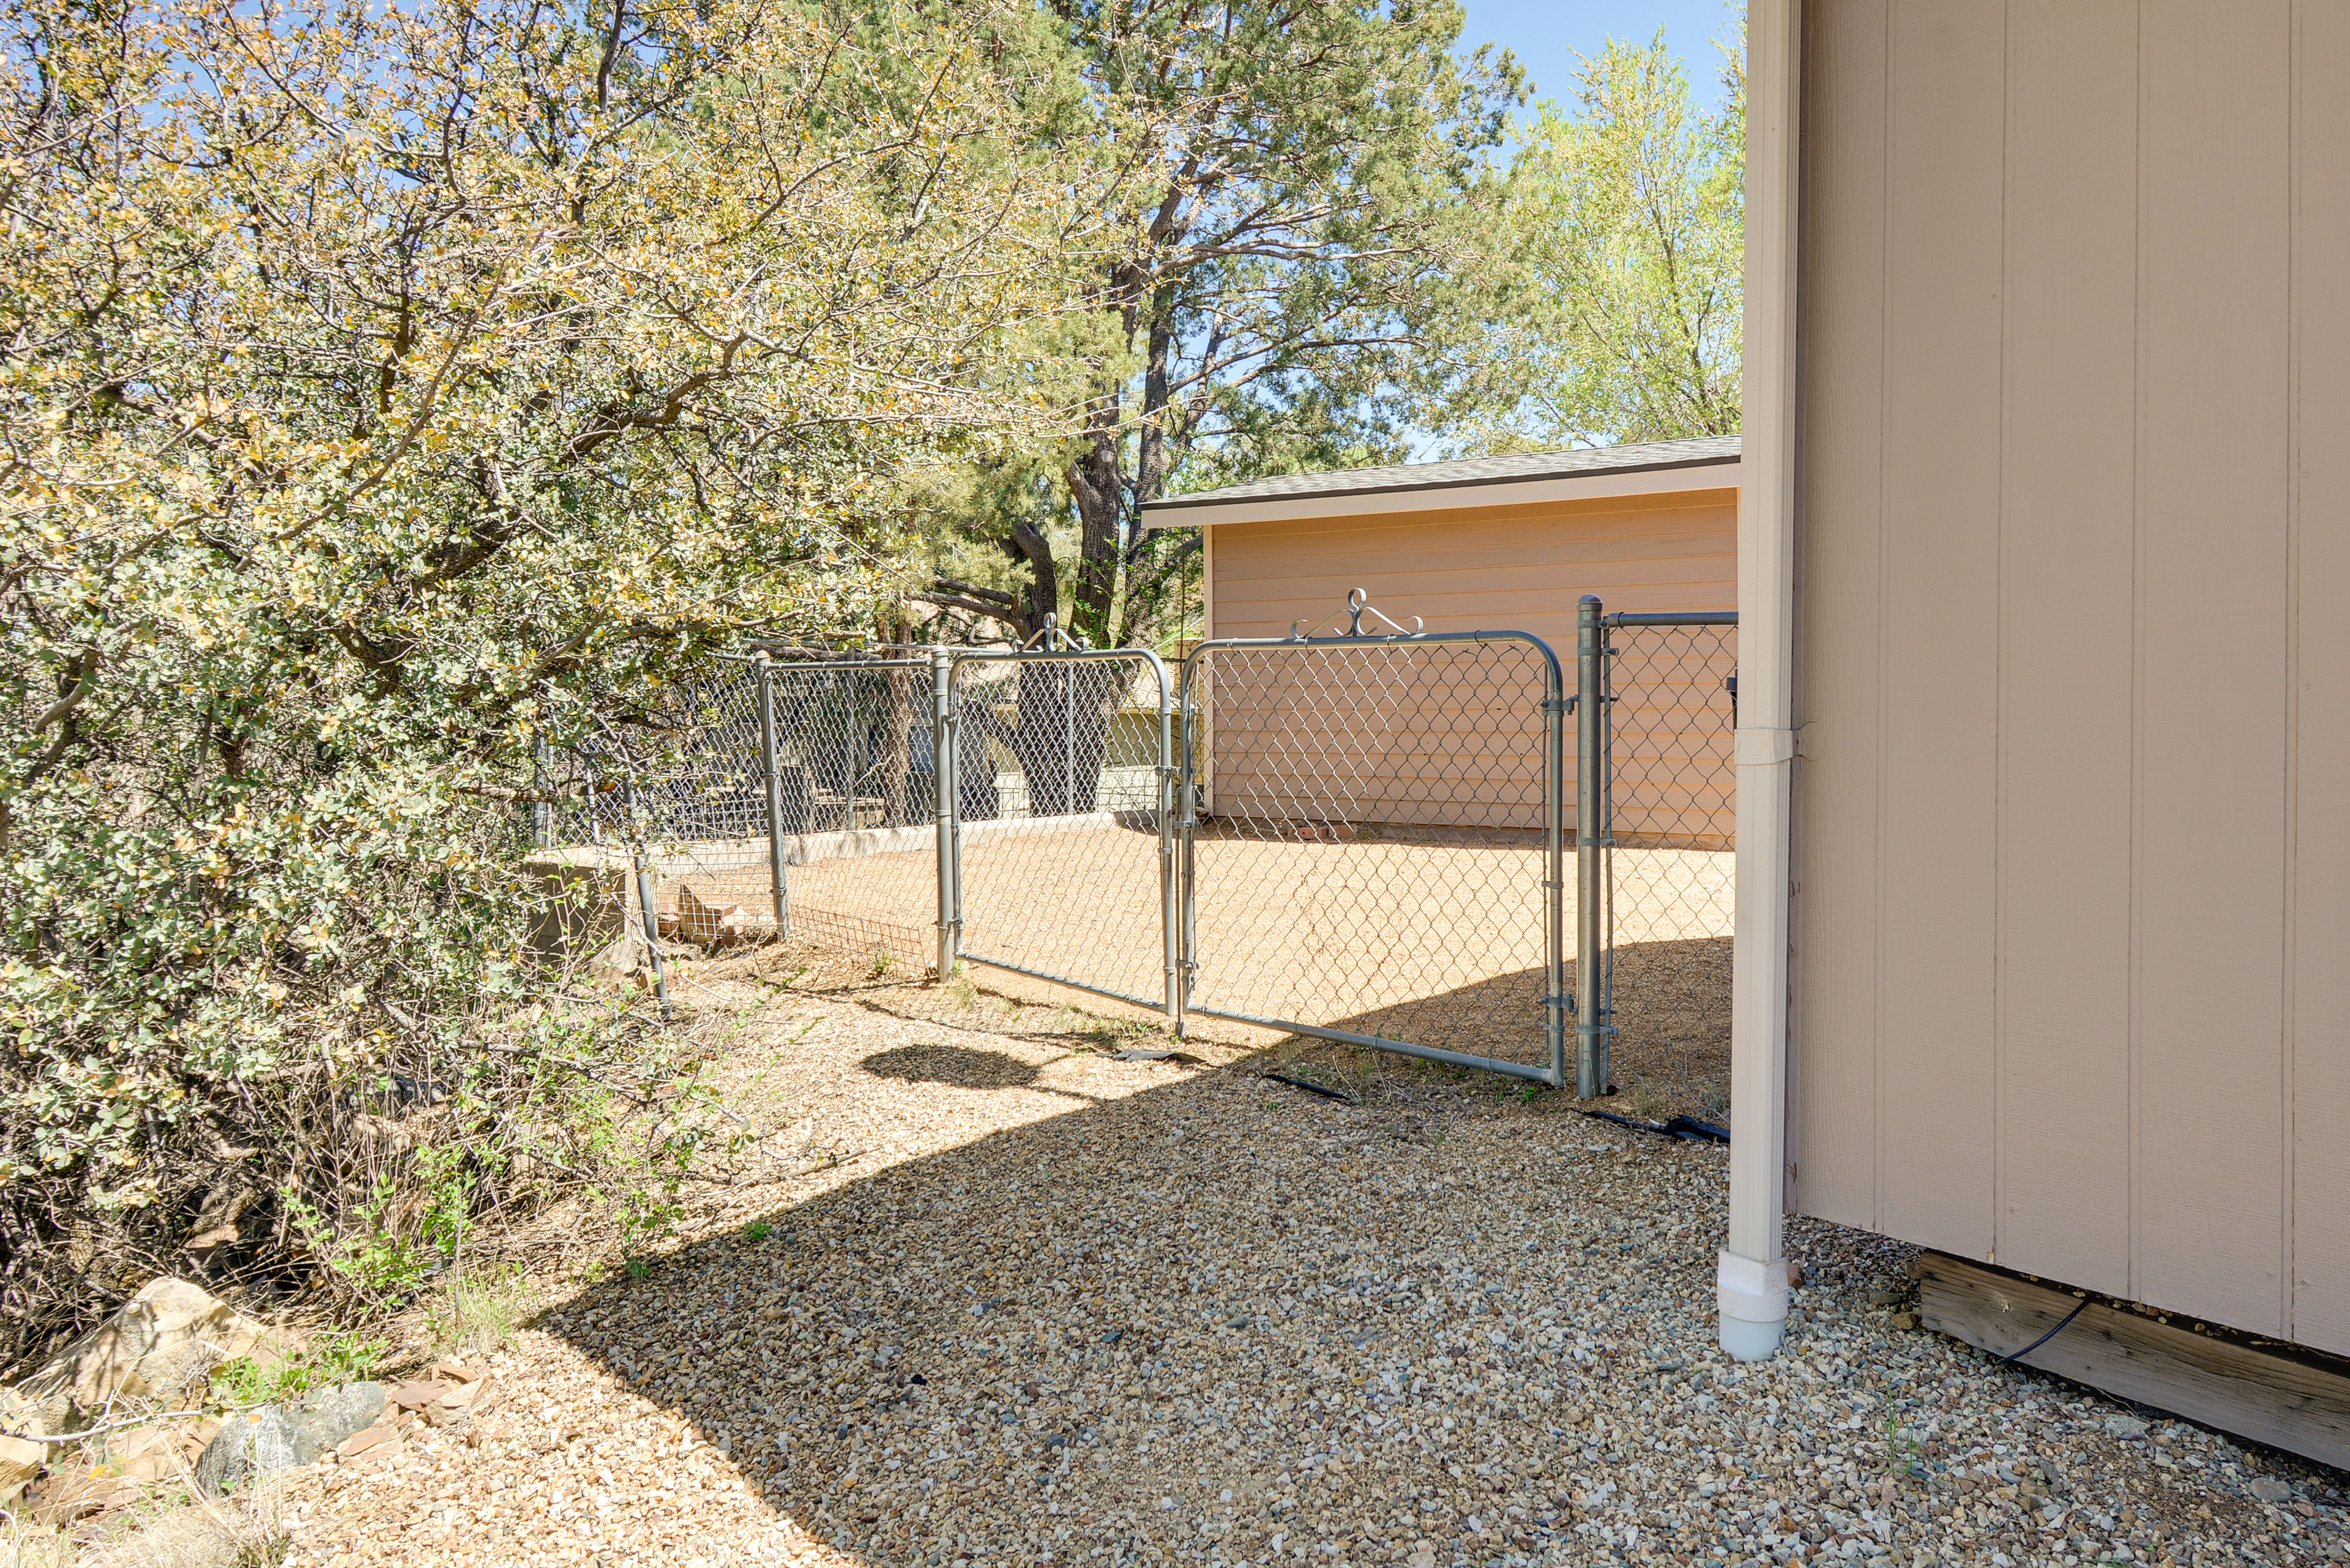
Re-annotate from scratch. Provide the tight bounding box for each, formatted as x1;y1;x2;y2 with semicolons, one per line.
937;645;1177;1013
1175;595;1570;1085
1584;602;1739;1104
539;599;1734;1103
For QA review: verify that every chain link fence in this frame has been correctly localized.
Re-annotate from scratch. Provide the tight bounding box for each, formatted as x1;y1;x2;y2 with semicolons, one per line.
1176;630;1567;1083
755;658;938;966
1599;612;1738;1112
526;600;1735;1102
945;650;1175;1011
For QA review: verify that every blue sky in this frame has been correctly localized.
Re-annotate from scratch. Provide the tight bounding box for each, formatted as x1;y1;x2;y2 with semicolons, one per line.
1458;0;1742;116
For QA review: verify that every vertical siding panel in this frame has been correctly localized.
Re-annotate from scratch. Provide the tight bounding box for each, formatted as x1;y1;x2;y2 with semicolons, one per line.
2135;1;2292;1330
1791;0;1889;1229
1994;3;2138;1294
1873;2;2002;1255
2289;0;2350;1357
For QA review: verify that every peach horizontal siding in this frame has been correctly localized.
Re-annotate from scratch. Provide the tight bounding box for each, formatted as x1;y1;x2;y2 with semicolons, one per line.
1793;0;2346;1356
1198;490;1737;842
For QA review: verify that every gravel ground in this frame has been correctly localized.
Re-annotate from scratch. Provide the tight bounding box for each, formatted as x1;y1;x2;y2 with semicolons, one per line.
267;946;2346;1568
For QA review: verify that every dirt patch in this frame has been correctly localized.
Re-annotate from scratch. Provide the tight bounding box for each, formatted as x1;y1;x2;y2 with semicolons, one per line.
753;829;1730;1113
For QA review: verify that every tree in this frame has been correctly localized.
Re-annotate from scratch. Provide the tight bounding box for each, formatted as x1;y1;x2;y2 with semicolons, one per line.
0;0;1059;1346
913;0;1521;651
1422;27;1744;455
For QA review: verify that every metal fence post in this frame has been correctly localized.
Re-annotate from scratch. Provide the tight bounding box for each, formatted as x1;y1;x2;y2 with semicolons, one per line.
1545;664;1568;1089
932;649;958;979
1175;654;1199;1039
1158;673;1179;1026
753;653;791;941
1576;594;1606;1098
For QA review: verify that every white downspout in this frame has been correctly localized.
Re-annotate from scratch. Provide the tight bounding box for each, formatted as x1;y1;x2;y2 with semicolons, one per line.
1720;0;1802;1362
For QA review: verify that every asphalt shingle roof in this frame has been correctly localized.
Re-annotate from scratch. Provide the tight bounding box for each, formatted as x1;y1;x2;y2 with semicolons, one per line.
1138;435;1740;513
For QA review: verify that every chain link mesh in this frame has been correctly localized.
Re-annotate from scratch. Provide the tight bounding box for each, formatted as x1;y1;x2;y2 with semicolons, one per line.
948;652;1172;1009
1602;619;1737;1109
542;659;936;960
538;666;778;946
752;660;936;965
524;618;1738;1102
1179;638;1564;1077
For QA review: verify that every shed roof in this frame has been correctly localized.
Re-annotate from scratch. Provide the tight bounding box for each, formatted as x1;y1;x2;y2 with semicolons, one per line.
1139;435;1741;521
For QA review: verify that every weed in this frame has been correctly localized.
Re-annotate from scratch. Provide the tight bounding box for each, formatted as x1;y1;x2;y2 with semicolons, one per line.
868;948;897;979
212;1329;391;1409
78;1472;291;1567
1886;1410;1925;1481
282;1142;471;1304
624;1255;651;1280
434;1262;529;1356
742;1220;774;1242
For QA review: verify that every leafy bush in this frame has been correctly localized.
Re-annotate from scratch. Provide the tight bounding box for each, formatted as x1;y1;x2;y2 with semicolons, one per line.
0;0;1059;1361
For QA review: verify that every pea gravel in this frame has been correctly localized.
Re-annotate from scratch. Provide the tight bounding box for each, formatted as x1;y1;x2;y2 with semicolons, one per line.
273;950;2348;1568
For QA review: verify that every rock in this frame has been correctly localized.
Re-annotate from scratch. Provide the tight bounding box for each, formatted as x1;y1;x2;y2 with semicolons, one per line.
386;1378;452;1411
193;1381;386;1495
2247;1477;2294;1504
590;929;649;980
675;884;767;947
334;1423;398;1460
0;1431;47;1506
2105;1415;2150;1439
424;1374;492;1427
20;1279;266;1411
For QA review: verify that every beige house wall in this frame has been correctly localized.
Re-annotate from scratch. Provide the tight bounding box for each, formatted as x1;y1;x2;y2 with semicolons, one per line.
1791;0;2349;1355
1207;489;1739;646
1199;490;1739;839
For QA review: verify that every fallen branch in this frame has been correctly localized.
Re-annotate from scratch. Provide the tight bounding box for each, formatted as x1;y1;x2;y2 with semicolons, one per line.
1;1409;209;1447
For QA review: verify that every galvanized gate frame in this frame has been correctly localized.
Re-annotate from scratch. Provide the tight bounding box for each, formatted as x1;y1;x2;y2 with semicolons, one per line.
1584;602;1740;1100
1174;619;1572;1086
931;643;1178;1017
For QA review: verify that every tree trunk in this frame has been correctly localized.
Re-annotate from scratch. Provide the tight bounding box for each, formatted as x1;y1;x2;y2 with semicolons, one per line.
1011;662;1121;816
1065;396;1125;646
880;666;915;826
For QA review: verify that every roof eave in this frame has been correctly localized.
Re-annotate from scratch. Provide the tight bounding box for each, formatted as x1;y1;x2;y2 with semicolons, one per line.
1138;457;1743;530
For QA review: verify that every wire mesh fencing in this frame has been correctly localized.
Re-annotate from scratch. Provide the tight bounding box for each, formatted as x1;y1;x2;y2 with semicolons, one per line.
1600;612;1738;1110
944;650;1174;1011
523;600;1737;1105
753;658;938;966
1176;631;1567;1083
535;665;778;951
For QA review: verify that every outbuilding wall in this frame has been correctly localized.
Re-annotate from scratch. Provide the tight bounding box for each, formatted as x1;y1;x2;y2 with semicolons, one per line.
1790;0;2349;1354
1199;488;1738;837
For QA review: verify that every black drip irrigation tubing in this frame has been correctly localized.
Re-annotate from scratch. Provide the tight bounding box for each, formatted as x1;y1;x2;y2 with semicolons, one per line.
1995;1294;2090;1366
1576;1108;1731;1144
1257;1072;1356;1105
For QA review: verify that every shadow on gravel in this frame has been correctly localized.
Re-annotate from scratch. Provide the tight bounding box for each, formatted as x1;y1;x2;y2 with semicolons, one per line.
1317;949;1731;1125
534;1047;1635;1568
859;1043;1076;1094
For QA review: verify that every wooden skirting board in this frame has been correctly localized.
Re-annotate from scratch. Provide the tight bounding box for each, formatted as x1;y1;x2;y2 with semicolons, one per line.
1915;1252;2350;1472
